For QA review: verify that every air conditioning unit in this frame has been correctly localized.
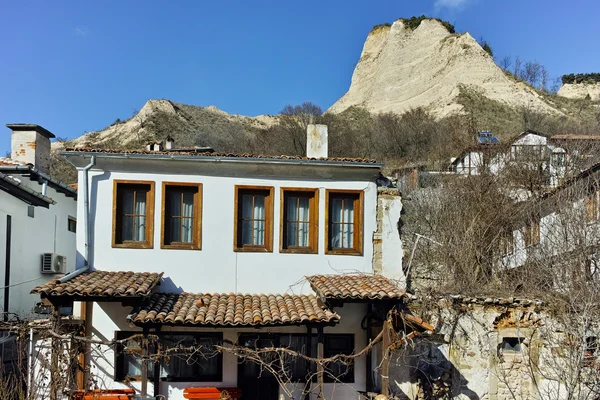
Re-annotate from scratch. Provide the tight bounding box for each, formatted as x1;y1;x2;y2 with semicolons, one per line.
41;253;67;274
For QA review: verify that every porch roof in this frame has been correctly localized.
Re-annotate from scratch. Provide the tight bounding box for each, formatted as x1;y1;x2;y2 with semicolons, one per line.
306;274;406;302
31;270;163;298
128;292;340;327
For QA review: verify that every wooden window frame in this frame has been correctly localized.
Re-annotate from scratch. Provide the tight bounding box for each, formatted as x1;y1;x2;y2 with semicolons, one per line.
112;180;155;249
160;182;202;250
585;190;600;223
524;218;541;248
280;188;319;254
325;189;364;256
234;185;274;252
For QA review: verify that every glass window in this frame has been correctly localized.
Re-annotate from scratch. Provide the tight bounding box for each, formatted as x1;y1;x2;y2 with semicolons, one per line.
235;187;273;251
282;189;318;253
324;335;354;383
67;217;76;233
326;191;363;255
162;184;202;249
113;181;154;248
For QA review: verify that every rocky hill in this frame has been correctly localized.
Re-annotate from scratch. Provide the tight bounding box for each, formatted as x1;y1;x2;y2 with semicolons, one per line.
328;18;563;117
558;83;600;101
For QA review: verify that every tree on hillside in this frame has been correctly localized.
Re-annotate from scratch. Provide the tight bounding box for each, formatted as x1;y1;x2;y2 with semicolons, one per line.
277;102;323;156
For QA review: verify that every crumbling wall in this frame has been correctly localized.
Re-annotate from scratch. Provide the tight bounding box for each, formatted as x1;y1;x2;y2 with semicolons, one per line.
374;189;406;287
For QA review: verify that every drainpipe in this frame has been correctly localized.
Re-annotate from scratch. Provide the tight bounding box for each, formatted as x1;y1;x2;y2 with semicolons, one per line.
27;327;34;398
41;179;48;196
57;156;95;284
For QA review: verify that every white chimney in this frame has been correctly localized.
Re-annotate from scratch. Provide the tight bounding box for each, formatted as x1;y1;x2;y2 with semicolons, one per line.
306;124;328;158
7;124;54;174
165;135;175;150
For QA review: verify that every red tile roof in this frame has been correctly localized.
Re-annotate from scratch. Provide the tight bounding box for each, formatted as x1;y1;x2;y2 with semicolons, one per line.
0;157;28;167
129;292;340;326
63;148;379;164
307;274;406;301
551;134;600;141
31;270;163;297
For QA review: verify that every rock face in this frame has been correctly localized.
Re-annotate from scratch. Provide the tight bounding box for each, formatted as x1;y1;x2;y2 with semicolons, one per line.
60;99;276;149
328;19;559;117
558;83;600;101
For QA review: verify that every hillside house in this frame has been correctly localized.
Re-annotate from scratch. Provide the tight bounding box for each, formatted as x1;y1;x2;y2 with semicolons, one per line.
450;130;568;187
0;124;77;321
30;125;424;400
498;161;600;280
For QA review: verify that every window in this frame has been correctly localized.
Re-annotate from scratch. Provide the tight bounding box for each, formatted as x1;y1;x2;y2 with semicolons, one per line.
115;332;222;382
27;206;34;218
325;190;363;255
113;181;155;248
324;334;354;383
67;217;76;233
280;188;319;253
234;186;274;252
161;183;202;250
524;219;540;247
584;337;598;367
585;190;600;223
500;337;523;354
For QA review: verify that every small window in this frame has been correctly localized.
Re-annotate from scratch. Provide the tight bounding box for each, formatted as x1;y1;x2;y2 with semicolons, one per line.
584;336;598;367
324;334;354;383
281;188;319;253
113;180;155;248
114;332;155;382
67;217;77;233
27;206;34;218
585;191;599;223
500;231;514;256
234;186;274;252
524;219;540;247
501;337;522;354
326;190;363;255
161;183;202;250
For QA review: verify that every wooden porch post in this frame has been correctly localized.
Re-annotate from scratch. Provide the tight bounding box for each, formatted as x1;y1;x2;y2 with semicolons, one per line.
302;325;313;400
317;326;324;400
381;319;391;396
153;326;161;398
141;327;149;397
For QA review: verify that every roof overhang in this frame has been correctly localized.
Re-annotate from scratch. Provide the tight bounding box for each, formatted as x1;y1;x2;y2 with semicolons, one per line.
0;172;55;207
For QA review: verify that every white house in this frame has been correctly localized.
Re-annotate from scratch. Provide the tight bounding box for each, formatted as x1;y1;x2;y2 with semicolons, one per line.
0;124;77;321
31;125;423;400
450;130;567;188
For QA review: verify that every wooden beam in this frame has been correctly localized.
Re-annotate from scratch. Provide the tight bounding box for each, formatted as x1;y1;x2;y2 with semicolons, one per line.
317;326;324;400
141;327;149;397
381;319;391;396
154;326;161;397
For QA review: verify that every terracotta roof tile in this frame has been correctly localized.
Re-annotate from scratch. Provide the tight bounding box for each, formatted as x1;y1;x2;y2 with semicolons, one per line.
307;274;406;301
129;292;340;326
31;270;163;297
551;134;600;140
0;157;28;167
63;148;379;164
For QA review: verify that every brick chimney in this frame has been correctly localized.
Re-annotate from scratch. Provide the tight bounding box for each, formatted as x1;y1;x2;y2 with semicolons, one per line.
306;124;328;158
6;124;55;174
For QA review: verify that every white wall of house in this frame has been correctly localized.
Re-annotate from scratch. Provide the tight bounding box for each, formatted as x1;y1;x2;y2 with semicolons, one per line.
0;183;77;318
88;302;368;400
75;161;380;295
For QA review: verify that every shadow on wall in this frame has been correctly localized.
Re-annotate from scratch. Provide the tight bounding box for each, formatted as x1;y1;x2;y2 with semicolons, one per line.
389;340;479;400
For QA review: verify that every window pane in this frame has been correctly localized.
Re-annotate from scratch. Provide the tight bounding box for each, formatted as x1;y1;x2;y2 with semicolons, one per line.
122;189;134;214
331;198;343;223
287;222;298;247
287;196;298;221
343;199;354;223
242;220;253;245
331;223;342;248
182;192;194;218
168;191;181;217
299;222;309;247
253;220;265;245
253;195;265;220
135;191;147;215
181;218;193;243
343;223;354;248
170;217;181;243
298;197;310;221
242;195;253;219
135;215;146;241
122;216;134;241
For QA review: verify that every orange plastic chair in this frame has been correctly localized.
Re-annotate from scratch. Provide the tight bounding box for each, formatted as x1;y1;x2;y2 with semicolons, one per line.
183;387;242;399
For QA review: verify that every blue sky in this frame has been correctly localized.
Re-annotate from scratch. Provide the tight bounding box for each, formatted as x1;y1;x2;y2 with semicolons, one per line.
1;0;599;155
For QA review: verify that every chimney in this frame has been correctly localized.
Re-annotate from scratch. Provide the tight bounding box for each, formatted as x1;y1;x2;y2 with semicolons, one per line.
6;124;55;174
306;124;328;158
165;135;175;150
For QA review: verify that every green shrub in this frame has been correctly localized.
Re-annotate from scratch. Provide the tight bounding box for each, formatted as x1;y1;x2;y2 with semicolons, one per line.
561;73;600;85
370;23;391;32
399;15;455;33
481;41;493;57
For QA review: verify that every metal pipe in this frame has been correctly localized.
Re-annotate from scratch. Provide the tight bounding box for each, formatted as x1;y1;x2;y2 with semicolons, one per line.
27;327;34;398
41;179;48;196
59;156;95;283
